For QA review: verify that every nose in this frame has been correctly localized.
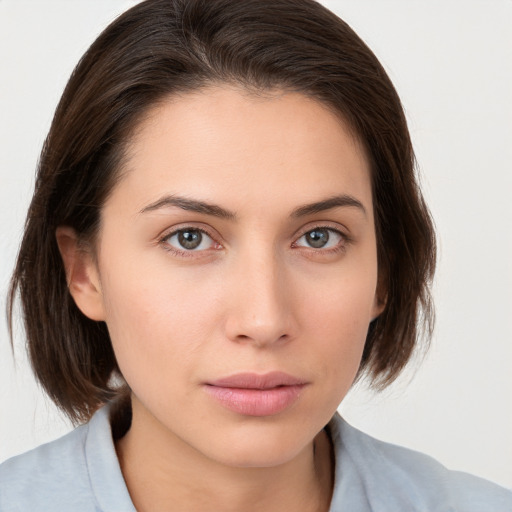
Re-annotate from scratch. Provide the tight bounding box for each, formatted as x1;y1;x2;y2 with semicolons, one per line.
223;251;297;348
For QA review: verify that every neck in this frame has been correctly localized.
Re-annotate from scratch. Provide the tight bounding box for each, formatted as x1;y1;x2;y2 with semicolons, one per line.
115;398;333;512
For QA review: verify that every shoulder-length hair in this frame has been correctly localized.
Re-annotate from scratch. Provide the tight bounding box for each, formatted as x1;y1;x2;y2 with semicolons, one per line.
8;0;436;423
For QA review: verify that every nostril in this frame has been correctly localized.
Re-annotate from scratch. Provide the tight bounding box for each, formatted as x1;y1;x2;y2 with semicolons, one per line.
223;276;296;346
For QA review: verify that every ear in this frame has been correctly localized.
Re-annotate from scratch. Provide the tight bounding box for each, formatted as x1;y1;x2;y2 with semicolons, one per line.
371;276;387;321
371;294;386;322
55;226;106;321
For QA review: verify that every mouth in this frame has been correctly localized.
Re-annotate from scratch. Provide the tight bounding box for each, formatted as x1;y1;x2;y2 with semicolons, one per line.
204;372;307;417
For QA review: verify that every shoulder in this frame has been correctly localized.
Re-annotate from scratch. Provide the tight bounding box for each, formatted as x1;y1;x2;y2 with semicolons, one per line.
0;422;97;511
0;405;135;512
329;414;512;512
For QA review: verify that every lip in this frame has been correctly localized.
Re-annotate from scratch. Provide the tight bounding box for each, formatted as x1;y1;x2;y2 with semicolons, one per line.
204;372;307;417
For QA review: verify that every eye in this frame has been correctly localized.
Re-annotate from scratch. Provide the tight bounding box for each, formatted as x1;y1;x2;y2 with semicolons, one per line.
163;228;217;252
294;227;344;250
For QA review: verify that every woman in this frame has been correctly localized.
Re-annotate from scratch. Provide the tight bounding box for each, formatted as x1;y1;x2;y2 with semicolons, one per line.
1;0;510;510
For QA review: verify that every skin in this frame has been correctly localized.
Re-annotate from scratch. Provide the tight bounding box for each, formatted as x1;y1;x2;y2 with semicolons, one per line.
57;85;384;512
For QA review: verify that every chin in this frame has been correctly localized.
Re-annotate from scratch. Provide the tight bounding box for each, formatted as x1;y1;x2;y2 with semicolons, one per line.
197;419;318;469
211;442;307;469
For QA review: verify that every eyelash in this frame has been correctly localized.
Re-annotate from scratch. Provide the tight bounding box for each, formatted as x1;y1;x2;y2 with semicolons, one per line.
159;226;219;258
158;224;351;258
292;225;352;255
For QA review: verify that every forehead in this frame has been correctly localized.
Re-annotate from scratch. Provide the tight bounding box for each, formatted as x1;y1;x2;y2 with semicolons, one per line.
106;85;372;218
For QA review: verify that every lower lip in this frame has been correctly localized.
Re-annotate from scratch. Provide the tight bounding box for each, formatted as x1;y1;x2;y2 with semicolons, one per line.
204;384;305;416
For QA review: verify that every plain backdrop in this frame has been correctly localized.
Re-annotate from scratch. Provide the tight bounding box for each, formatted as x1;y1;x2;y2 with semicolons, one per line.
1;0;511;488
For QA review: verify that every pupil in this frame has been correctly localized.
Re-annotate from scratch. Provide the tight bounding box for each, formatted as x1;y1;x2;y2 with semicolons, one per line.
178;230;202;250
306;229;329;248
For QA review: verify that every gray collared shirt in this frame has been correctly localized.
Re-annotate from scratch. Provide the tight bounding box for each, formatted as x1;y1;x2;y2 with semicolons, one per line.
1;405;511;511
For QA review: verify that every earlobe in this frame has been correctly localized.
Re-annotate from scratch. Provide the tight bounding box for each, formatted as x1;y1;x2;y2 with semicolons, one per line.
55;226;106;321
371;298;386;322
370;271;388;321
371;288;387;322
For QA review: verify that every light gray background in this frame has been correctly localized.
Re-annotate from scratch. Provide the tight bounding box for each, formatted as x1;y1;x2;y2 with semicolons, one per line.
1;0;511;488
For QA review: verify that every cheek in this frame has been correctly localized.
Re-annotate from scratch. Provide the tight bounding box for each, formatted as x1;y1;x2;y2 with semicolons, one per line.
100;264;220;392
98;230;378;411
298;269;376;373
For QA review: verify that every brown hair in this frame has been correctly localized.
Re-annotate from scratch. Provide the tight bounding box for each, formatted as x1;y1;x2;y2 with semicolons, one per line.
8;0;436;424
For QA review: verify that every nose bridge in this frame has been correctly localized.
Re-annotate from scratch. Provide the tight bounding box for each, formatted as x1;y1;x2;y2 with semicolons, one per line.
225;245;294;347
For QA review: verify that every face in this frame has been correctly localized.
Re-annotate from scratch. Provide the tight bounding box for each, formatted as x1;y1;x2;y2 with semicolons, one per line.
63;86;383;468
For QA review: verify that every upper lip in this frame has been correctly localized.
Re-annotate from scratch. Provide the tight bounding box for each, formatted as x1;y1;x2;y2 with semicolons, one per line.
206;371;307;389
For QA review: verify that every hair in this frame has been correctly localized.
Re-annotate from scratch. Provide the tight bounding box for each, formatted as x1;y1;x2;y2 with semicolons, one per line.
8;0;436;424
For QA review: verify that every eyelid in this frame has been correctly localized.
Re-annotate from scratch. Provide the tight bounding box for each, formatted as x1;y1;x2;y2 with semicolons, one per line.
158;222;221;242
156;221;352;258
293;221;351;241
291;223;353;251
158;223;223;256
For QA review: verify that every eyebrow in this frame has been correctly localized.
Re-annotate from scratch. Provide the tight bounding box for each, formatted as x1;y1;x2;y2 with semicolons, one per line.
139;193;366;219
291;194;367;218
139;195;237;220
